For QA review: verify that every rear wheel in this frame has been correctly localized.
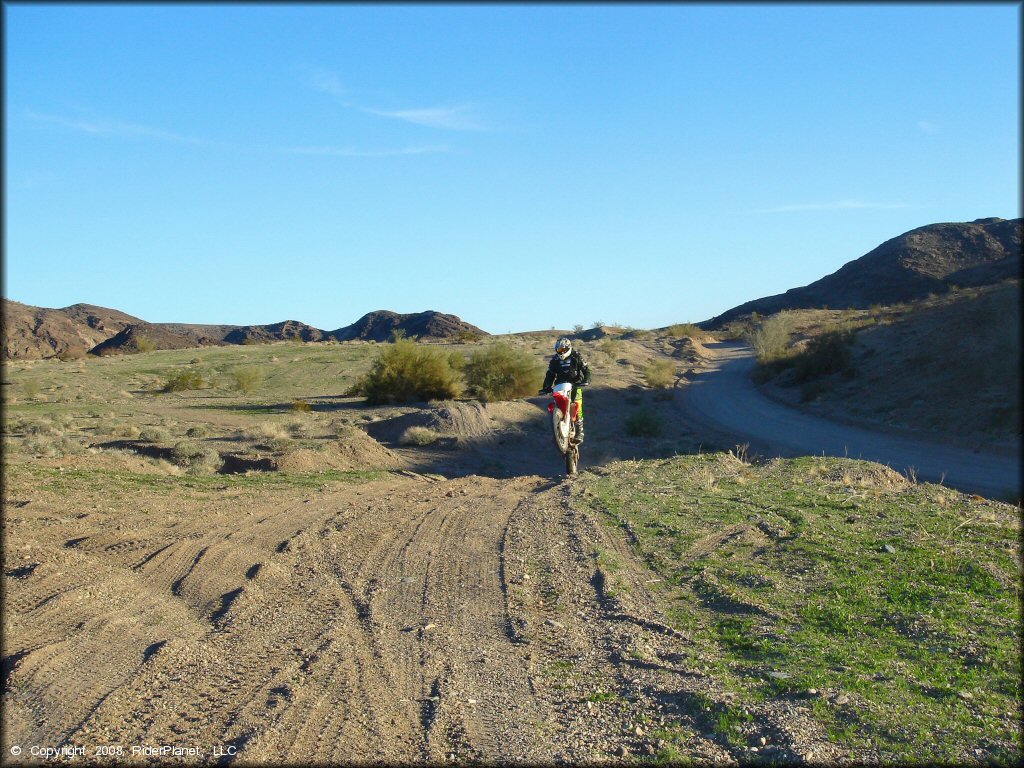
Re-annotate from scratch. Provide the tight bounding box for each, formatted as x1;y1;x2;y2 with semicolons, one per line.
565;443;578;475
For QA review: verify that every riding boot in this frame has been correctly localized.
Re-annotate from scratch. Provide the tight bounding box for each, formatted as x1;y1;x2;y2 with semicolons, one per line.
574;419;584;443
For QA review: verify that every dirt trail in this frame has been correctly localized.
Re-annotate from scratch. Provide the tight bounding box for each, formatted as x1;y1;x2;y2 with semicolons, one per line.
678;341;1021;498
4;337;880;763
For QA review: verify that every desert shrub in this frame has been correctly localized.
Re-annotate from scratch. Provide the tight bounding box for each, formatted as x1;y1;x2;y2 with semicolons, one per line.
171;440;221;474
358;339;462;404
18;418;63;437
625;408;662;437
463;343;544;401
22;434;82;458
135;335;157;353
162;369;206;392
455;330;482;343
644;359;676;388
667;323;702;339
573;324;585;335
746;312;797;363
791;330;856;382
112;423;141;439
285;419;311;437
185;426;208;438
400;426;442;446
21;380;41;400
291;399;313;412
138;428;170;443
231;366;264;394
600;339;623;358
448;351;467;373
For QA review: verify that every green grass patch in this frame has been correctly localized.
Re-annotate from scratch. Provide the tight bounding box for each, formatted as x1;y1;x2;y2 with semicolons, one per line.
578;454;1020;763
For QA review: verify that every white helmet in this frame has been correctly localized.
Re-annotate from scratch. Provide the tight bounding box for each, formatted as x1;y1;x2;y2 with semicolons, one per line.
555;336;572;360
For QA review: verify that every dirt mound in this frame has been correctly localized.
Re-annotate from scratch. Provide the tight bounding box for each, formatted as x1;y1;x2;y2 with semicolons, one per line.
274;429;404;472
812;461;910;490
364;401;496;444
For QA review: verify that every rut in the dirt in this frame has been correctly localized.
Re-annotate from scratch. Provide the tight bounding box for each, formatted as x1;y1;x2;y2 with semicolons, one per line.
4;466;844;763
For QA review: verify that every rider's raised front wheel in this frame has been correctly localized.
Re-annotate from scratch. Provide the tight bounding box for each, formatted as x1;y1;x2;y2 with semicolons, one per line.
552;409;571;454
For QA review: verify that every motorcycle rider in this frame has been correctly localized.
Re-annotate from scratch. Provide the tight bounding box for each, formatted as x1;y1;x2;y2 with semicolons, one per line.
539;336;592;443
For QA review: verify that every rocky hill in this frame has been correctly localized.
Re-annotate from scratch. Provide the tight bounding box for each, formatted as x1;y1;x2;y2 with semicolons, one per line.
330;311;488;342
224;321;327;345
702;217;1021;328
89;323;216;356
1;300;489;359
1;300;144;360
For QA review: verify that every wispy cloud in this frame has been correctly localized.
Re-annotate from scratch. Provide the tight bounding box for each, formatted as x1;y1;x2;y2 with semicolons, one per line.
751;200;916;214
283;144;453;158
302;67;489;131
25;109;205;144
360;105;487;131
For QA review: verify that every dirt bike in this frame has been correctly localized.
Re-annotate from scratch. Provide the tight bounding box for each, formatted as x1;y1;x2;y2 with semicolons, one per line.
542;382;581;475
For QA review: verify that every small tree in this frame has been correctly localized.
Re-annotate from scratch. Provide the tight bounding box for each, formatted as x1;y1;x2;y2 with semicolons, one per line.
231;366;264;394
464;343;544;401
135;335;157;353
358;339;462;404
745;312;796;363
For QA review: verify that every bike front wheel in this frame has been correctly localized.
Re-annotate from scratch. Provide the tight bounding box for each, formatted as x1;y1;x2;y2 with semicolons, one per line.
552;409;571;454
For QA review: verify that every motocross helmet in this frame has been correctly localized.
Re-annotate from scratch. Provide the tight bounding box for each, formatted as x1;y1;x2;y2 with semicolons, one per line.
555;336;572;360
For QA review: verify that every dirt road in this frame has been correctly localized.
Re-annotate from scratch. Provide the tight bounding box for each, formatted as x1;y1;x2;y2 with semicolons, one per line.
677;341;1021;499
1;466;651;763
4;454;842;763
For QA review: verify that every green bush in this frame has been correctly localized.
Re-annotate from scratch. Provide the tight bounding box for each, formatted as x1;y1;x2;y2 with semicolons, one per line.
171;440;222;474
644;359;676;388
231;366;264;393
135;335;157;353
463;343;544;401
600;339;623;358
185;426;208;438
400;426;442;446
358;339;462;404
162;369;206;392
21;380;41;400
792;330;856;382
625;408;662;437
667;323;702;339
746;312;796;362
138;427;170;443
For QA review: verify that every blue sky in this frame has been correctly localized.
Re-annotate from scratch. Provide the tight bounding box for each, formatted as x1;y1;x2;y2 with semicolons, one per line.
4;3;1020;334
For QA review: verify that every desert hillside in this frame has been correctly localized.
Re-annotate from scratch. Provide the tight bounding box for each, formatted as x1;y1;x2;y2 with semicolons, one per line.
703;217;1021;328
330;310;488;342
1;300;144;361
1;302;488;361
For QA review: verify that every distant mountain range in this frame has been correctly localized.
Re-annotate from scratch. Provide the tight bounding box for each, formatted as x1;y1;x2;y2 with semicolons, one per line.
1;304;488;361
701;217;1021;328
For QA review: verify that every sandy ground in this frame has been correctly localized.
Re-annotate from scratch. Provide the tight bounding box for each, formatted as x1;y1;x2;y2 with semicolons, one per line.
2;332;1012;764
